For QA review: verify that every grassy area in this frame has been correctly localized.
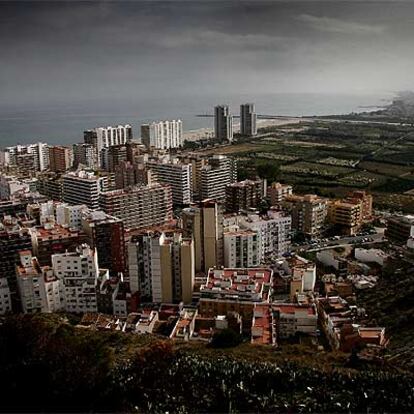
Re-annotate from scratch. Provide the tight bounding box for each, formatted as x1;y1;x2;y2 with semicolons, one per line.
359;160;414;178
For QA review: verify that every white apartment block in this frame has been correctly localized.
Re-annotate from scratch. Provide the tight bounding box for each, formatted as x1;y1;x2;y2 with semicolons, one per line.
354;248;388;266
0;142;49;171
223;230;260;268
200;155;236;200
38;201;88;230
147;158;192;205
239;210;291;261
272;304;318;339
292;256;317;292
84;125;132;166
0;175;32;200
0;278;12;315
16;251;63;313
63;170;107;210
51;244;104;314
55;203;89;230
141;119;183;150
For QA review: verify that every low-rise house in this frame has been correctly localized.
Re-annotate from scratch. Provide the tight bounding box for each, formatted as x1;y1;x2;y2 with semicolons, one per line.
354;248;388;267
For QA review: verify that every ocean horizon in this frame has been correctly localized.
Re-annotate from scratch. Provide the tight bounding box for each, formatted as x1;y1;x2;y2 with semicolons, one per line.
0;92;392;148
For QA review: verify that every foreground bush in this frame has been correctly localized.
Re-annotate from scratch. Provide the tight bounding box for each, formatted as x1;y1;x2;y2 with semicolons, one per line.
0;314;413;413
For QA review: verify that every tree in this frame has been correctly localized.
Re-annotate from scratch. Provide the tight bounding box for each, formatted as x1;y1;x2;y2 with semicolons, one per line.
210;329;242;348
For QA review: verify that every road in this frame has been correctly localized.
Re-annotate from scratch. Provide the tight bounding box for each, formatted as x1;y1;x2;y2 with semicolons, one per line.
292;232;385;253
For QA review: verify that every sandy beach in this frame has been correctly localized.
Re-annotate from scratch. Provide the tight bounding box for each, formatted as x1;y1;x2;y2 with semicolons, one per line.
183;117;304;141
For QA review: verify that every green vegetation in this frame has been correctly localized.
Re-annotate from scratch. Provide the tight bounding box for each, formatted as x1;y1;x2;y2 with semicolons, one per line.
1;314;414;412
358;260;414;371
210;328;243;348
206;120;414;212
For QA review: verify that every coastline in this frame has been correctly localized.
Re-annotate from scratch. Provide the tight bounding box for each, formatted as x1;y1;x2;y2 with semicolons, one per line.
183;117;304;141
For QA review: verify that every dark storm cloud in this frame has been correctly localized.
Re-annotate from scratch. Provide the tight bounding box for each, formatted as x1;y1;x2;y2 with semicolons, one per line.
1;1;414;108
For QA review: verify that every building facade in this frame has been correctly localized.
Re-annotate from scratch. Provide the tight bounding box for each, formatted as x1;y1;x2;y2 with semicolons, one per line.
282;194;327;236
223;230;260;268
99;183;173;230
62;170;107;210
48;145;72;172
214;105;233;142
141;120;183;150
51;244;104;314
240;103;257;136
147;158;192;206
128;230;194;303
225;179;265;213
200;155;237;201
267;182;293;205
239;210;291;261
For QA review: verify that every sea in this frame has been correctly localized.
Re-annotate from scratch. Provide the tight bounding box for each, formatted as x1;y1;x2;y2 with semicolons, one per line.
0;92;392;148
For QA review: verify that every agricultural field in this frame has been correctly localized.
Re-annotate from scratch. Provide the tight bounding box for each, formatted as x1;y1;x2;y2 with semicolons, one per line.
358;161;414;178
280;161;353;178
190;119;414;212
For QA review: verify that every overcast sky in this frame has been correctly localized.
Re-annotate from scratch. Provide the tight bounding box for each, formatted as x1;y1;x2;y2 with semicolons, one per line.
1;1;414;108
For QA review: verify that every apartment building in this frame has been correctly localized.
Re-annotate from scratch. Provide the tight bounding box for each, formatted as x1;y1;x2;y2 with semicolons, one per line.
348;190;373;222
84;124;132;166
328;200;362;235
81;210;127;279
16;251;62;313
225;179;265;213
1;142;49;171
30;222;88;266
73;143;98;170
178;153;208;201
101;144;128;172
99;183;173;230
386;214;414;244
181;199;224;273
37;172;63;202
289;255;316;300
267;182;293;205
199;267;273;332
62;170;107;210
318;295;387;352
214;105;233;142
51;244;104;314
200;155;237;201
251;303;318;346
114;160;146;189
223;230;260;268
282;194;328;236
128;230;194;303
147;158;192;205
0;174;32;200
55;203;88;230
0;217;32;309
239;210;291;261
240;103;257;136
48;145;72;172
141;120;183;149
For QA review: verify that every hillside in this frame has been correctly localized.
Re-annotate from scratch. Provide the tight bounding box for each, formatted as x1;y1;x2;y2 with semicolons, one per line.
0;314;413;413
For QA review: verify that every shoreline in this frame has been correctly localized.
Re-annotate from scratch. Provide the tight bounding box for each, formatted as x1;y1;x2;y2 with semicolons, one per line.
183;117;304;141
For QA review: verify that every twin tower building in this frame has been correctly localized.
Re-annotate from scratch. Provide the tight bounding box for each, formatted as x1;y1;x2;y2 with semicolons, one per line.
214;103;257;142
